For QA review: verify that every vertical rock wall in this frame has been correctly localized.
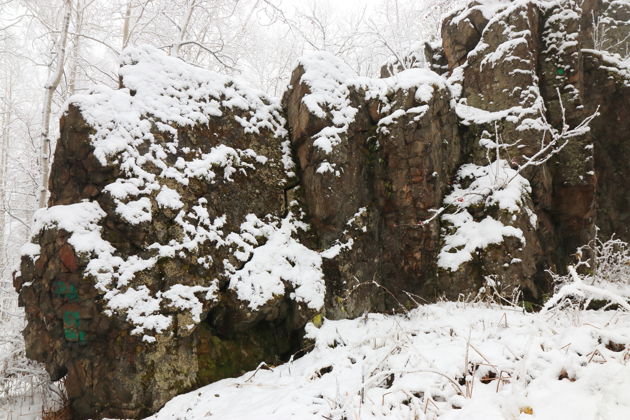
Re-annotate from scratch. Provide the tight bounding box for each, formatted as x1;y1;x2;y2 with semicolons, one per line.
283;54;462;316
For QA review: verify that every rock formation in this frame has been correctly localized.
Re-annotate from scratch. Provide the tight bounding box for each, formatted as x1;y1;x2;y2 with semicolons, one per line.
15;47;323;418
14;0;629;418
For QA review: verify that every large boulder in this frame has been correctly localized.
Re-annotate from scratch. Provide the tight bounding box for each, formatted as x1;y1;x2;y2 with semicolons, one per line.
581;0;630;241
434;0;628;298
15;46;324;419
586;48;630;241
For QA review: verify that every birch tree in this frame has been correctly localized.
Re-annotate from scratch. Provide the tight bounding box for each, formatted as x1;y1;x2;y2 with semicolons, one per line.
39;0;72;208
171;0;198;57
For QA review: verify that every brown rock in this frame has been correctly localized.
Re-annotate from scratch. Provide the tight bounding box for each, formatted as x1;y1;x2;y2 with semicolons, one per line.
441;2;495;69
16;47;312;419
58;243;78;272
14;3;630;418
283;56;462;316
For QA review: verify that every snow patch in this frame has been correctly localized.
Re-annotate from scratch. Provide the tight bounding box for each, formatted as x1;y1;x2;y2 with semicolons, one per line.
156;186;184;210
438;161;532;271
227;213;325;311
439;212;524;272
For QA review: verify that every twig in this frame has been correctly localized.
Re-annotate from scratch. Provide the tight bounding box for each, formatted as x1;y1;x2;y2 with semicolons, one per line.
244;361;272;382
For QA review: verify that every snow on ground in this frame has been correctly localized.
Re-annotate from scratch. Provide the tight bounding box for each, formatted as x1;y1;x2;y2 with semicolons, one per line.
143;301;630;420
0;328;63;420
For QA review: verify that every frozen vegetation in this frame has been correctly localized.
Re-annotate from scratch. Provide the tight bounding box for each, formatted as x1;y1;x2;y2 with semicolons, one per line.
146;276;630;420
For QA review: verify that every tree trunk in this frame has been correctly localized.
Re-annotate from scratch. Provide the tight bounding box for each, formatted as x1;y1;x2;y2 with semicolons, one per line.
122;1;132;49
39;0;72;208
172;0;197;57
67;0;83;97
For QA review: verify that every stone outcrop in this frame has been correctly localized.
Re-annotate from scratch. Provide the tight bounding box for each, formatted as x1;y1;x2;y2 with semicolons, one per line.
283;53;462;316
15;46;323;418
14;0;630;418
581;0;630;242
434;0;629;298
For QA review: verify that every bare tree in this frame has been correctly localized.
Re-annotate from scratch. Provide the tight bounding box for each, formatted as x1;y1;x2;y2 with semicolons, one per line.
0;76;10;270
591;6;630;59
171;0;198;57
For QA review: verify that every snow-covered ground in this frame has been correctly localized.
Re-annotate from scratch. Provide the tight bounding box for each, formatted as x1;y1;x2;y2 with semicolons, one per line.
0;335;61;420
144;301;630;420
5;236;630;420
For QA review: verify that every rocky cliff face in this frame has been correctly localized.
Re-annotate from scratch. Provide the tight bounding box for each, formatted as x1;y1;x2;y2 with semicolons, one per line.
283;53;463;317
14;0;630;418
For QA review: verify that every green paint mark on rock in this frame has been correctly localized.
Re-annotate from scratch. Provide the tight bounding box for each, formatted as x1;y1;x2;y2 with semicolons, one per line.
53;280;66;296
53;281;79;302
63;311;86;342
556;68;566;76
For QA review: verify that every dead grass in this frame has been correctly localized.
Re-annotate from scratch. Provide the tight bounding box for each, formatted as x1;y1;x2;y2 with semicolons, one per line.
42;399;71;420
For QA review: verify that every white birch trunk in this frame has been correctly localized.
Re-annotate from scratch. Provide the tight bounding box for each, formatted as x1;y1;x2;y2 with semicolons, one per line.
39;0;72;208
122;1;132;49
0;81;10;265
67;0;83;97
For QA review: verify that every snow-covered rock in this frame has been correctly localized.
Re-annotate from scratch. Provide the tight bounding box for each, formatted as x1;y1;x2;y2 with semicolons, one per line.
13;0;630;418
15;45;322;419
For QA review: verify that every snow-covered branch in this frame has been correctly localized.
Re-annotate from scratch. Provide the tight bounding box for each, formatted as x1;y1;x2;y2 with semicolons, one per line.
543;237;630;312
422;89;599;229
